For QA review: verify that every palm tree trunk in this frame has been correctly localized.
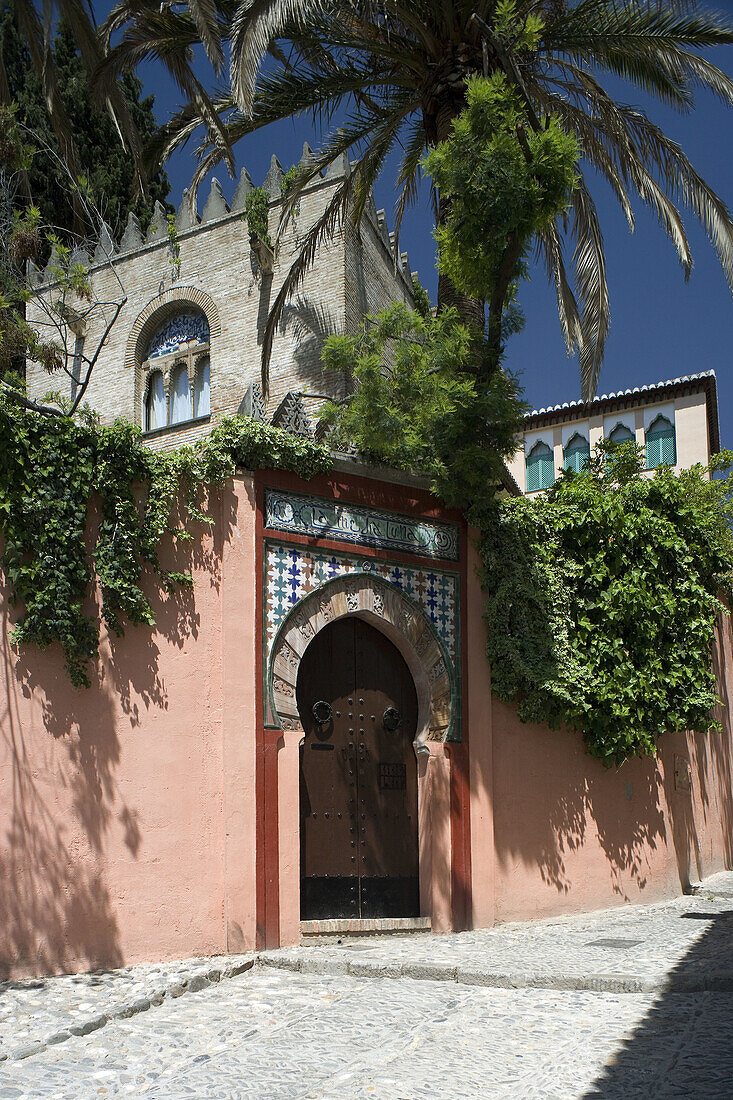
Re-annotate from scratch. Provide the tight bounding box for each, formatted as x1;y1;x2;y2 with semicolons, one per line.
486;232;523;365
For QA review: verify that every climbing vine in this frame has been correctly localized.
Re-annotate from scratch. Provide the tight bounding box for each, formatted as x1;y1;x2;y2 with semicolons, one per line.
244;186;271;246
479;443;733;766
0;399;331;686
280;165;300;195
166;213;181;277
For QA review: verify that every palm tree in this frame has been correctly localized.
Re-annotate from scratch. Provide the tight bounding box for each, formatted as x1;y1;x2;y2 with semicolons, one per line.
101;0;733;398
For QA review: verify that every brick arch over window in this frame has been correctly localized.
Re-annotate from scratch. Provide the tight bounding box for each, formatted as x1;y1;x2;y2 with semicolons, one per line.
268;573;456;748
125;287;221;369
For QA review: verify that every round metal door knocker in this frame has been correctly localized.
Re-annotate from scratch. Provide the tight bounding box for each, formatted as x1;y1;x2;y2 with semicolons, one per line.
383;706;401;732
312;700;333;725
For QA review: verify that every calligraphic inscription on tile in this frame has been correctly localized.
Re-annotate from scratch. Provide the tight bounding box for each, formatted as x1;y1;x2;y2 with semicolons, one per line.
264;489;459;562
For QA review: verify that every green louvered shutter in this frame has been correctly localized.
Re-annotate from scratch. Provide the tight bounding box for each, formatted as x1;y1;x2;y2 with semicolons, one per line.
646;416;676;469
564;435;590;474
526;442;555;491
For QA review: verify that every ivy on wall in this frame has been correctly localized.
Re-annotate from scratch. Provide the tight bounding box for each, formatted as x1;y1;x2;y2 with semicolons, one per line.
0;399;331;686
479;443;733;766
3;395;733;770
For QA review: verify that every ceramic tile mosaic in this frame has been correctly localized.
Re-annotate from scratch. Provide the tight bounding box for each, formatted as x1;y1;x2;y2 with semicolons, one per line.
264;488;459;561
145;311;209;359
265;542;459;664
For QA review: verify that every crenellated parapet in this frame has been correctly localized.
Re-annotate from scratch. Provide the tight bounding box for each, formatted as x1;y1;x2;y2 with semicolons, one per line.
31;145;413;294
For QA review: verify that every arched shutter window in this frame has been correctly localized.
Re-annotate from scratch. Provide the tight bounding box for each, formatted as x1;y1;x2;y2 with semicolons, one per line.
563;433;590;474
608;423;635;446
526;442;555;492
646;415;676;469
193;356;210;418
145;371;166;431
170;364;191;424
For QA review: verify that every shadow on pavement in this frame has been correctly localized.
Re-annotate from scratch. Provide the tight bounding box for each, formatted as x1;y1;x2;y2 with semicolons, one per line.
584;904;733;1098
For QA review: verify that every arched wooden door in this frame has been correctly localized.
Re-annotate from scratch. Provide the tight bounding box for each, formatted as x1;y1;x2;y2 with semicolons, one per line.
297;616;419;920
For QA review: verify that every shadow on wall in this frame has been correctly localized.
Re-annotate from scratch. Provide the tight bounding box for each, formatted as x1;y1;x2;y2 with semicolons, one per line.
280;297;344;402
0;603;124;978
491;717;667;901
104;485;236;727
583;903;733;1097
0;486;237;977
490;614;733;911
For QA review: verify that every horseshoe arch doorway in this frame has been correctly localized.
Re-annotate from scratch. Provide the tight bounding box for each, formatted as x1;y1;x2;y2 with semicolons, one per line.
297;616;420;920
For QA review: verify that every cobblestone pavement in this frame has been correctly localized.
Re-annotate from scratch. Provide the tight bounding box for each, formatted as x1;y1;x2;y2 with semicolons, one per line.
1;969;732;1098
0;957;254;1059
0;872;732;1098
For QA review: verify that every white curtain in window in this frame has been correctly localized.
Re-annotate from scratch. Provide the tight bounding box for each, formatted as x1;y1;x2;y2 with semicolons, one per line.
170;364;191;424
146;372;166;431
193;357;210;418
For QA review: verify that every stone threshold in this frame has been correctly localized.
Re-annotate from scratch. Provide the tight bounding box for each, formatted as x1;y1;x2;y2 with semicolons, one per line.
300;917;431;941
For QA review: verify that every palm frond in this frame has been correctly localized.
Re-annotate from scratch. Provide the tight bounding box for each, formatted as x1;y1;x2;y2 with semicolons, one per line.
570;178;609;400
188;0;226;74
618;106;733;291
230;0;327;113
392;115;427;255
260;177;351;396
546;0;733;109
535;221;584;358
96;0;733;400
533;80;636;230
262;97;409;393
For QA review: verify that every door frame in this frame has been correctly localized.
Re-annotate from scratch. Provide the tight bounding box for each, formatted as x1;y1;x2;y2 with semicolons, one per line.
269;573;458;943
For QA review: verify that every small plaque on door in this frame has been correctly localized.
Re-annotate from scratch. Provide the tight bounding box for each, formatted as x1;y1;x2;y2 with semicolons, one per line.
379;763;406;790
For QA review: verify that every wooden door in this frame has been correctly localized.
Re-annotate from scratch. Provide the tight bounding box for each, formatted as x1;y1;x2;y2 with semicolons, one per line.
297;616;419;920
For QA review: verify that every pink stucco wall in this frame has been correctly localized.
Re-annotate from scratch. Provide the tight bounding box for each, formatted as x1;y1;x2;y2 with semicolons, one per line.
3;474;732;978
0;475;258;978
466;546;733;924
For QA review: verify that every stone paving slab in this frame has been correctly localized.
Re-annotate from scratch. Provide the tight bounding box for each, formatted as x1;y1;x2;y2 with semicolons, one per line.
261;871;733;995
0;955;254;1062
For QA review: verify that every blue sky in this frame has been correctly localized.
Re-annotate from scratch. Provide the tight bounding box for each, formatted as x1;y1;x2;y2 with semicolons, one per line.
120;12;733;446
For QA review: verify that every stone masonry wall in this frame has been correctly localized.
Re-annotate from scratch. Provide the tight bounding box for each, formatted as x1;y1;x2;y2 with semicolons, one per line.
25;153;416;450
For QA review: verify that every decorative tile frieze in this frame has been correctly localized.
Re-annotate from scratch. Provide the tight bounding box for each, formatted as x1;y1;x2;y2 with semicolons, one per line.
264;489;459;561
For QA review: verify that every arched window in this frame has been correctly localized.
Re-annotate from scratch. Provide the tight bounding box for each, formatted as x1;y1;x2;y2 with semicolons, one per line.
646;414;676;469
145;371;166;432
563;433;590;474
608;422;635;446
170;363;191;424
526;441;555;492
140;306;211;433
193;356;210;418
